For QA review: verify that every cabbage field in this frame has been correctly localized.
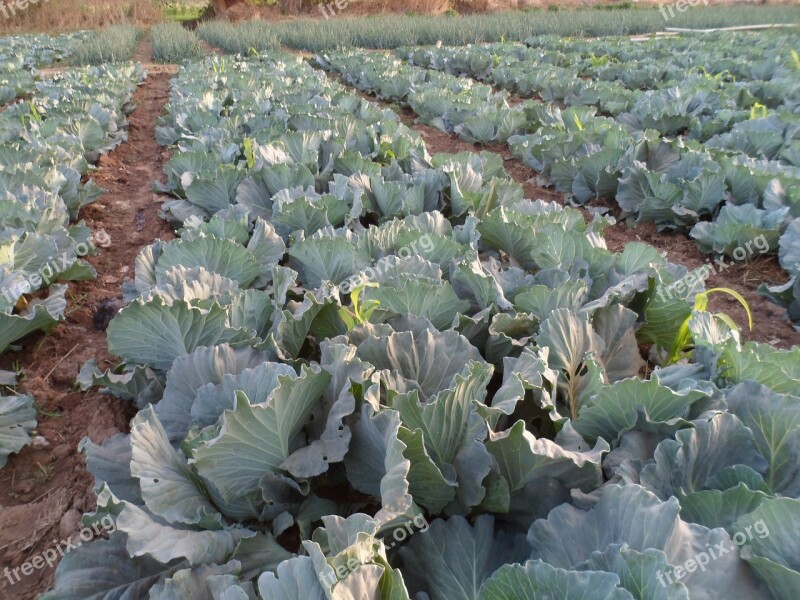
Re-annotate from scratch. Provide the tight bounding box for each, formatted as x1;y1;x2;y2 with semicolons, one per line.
1;23;800;600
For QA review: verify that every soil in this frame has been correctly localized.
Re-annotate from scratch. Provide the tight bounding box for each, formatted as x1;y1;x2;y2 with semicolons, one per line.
0;69;175;599
132;34;153;64
198;38;224;55
0;93;29;113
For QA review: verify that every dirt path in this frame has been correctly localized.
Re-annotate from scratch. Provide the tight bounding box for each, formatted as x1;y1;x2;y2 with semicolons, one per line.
198;38;225;56
132;32;153;64
0;70;175;600
0;92;29;113
39;63;177;77
327;73;800;348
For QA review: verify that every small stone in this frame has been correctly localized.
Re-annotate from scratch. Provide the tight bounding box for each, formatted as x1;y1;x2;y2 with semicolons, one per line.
31;435;50;449
72;498;85;513
59;509;83;540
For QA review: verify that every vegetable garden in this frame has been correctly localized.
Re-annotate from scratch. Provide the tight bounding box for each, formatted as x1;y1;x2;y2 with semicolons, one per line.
1;20;800;600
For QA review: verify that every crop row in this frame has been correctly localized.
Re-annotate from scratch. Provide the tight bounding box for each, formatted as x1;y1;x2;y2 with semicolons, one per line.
151;22;204;64
193;6;800;52
68;25;142;66
313;45;800;329
399;32;800;141
404;30;800;91
522;29;800;91
45;53;800;599
0;31;91;104
0;63;146;466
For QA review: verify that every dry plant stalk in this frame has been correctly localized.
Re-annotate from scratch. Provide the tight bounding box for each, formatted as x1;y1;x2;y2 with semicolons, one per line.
0;0;162;33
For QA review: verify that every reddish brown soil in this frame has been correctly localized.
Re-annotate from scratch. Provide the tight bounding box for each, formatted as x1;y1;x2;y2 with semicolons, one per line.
405;115;565;204
198;38;223;56
0;70;175;599
132;34;154;64
0;92;29;113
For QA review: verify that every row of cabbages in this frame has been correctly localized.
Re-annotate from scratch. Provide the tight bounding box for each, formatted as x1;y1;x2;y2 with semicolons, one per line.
0;62;145;468
402;30;800;117
0;62;145;351
55;54;800;600
0;31;91;104
314;41;800;330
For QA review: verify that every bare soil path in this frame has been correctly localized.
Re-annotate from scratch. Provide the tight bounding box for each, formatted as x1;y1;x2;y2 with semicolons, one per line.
198;38;225;55
0;69;175;600
132;33;153;64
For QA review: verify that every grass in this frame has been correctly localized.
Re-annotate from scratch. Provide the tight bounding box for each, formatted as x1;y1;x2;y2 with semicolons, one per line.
70;25;141;65
196;6;800;52
163;3;210;22
196;20;280;53
152;22;205;62
164;6;206;22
